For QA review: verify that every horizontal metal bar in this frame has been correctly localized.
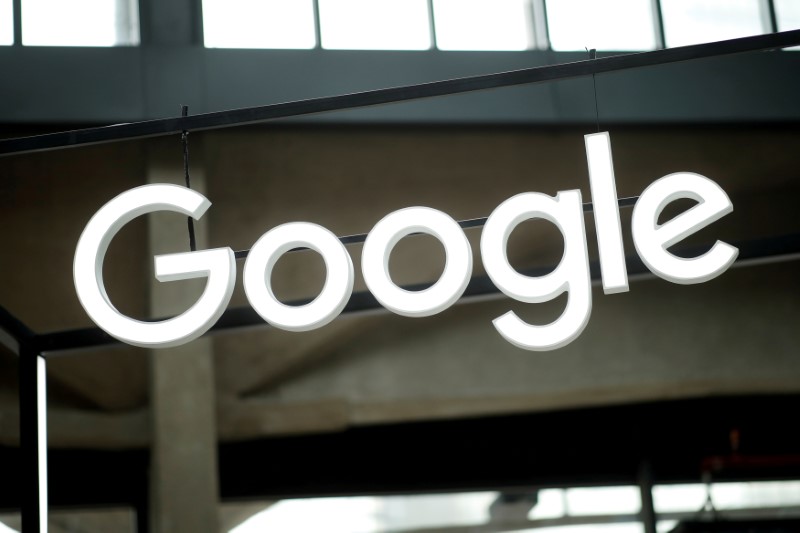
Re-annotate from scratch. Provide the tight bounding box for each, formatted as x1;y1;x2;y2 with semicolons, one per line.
0;304;36;348
233;196;639;260
1;30;799;157
33;232;800;354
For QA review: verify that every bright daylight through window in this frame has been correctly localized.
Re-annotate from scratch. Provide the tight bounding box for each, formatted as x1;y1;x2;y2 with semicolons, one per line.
202;0;316;49
21;0;139;46
319;0;431;50
197;0;800;52
227;481;800;533
776;0;800;31
775;0;800;50
546;0;657;51
0;0;12;45
660;0;767;47
432;0;533;51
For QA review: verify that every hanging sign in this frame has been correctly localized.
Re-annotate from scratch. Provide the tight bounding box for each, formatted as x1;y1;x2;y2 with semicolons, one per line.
73;132;737;351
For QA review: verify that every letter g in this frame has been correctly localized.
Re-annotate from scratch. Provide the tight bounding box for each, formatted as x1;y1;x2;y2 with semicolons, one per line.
73;184;235;348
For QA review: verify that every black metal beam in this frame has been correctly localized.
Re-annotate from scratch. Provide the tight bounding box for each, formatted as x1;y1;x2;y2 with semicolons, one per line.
0;304;35;351
11;0;21;47
218;395;800;499
1;396;798;510
33;232;800;354
0;446;149;513
1;30;799;157
232;196;639;260
639;461;657;533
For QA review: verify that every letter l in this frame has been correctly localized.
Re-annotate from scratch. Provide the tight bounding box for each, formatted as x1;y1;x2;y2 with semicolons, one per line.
585;132;629;294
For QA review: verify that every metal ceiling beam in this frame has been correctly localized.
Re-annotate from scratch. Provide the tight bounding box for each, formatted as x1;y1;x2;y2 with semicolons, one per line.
1;30;799;157
26;232;800;355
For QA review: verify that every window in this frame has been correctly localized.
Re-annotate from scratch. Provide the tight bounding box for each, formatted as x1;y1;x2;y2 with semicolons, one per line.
775;0;800;50
230;485;800;533
21;0;139;46
433;0;533;51
546;0;657;51
229;492;497;532
661;0;767;48
776;0;800;31
319;0;431;50
0;0;12;45
202;0;316;49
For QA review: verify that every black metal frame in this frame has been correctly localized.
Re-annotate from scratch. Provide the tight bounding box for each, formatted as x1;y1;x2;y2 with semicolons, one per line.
1;29;799;157
2;30;800;533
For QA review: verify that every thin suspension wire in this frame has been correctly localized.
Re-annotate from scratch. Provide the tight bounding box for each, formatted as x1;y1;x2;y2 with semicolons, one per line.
181;105;197;252
651;0;666;49
588;48;600;133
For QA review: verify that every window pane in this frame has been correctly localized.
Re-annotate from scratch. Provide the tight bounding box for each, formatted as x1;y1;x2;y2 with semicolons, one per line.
653;481;800;513
22;0;139;46
0;0;12;45
231;492;498;532
320;0;430;50
776;0;800;31
565;486;641;516
661;0;767;48
202;0;316;49
433;0;533;51
775;0;800;50
546;0;656;51
516;525;644;533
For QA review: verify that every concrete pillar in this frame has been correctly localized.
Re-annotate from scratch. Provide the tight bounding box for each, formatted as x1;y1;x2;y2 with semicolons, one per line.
147;137;219;533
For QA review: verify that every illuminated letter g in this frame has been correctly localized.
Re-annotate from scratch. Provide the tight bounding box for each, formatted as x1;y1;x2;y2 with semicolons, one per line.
73;184;235;348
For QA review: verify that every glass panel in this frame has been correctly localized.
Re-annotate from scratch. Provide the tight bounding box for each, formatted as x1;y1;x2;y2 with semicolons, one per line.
565;486;641;515
433;0;533;51
516;525;645;533
654;481;800;513
775;0;800;50
226;483;800;533
711;481;800;509
22;0;139;46
319;0;431;50
546;0;657;51
529;488;567;519
653;483;708;513
661;0;767;48
202;0;316;49
0;0;12;45
230;492;498;532
776;0;800;31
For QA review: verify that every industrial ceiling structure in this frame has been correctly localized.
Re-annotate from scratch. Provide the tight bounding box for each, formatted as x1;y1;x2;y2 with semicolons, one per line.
1;1;800;532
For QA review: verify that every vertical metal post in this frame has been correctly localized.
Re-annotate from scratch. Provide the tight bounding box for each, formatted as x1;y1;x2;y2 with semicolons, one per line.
192;0;205;46
530;0;550;50
426;0;437;50
19;345;47;533
312;0;322;49
763;0;779;34
638;461;657;533
651;0;666;49
12;0;22;46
